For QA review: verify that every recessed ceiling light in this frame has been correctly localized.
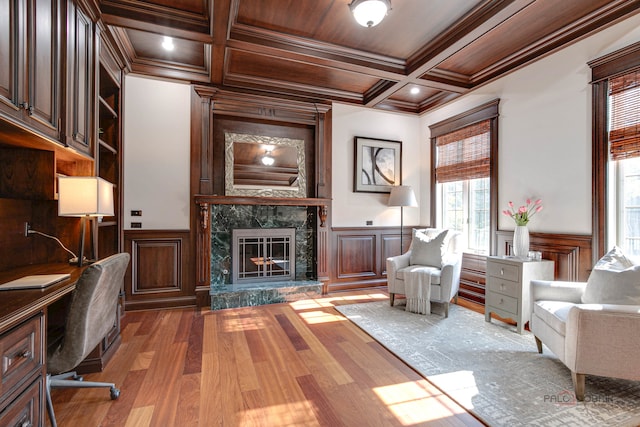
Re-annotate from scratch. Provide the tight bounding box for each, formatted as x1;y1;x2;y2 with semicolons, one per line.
162;36;175;51
410;87;420;95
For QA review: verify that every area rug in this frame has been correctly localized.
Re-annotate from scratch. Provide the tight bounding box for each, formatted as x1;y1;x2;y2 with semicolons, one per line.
335;301;640;427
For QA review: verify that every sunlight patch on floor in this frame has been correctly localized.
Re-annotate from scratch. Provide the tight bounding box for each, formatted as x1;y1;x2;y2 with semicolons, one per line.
222;313;269;332
131;351;154;371
298;310;348;324
428;370;479;409
374;381;467;425
238;400;318;426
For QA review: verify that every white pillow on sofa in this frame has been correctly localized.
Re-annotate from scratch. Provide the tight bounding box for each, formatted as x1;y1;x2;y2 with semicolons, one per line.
409;229;449;268
582;246;640;304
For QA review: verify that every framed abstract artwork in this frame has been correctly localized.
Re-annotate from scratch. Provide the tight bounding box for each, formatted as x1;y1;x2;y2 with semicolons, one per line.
354;136;402;193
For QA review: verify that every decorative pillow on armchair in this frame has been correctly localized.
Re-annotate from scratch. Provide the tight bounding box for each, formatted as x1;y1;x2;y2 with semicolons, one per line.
582;246;640;304
409;229;449;268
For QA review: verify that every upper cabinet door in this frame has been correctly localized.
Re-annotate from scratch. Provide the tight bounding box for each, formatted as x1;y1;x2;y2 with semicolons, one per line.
64;0;95;154
0;0;26;116
0;0;61;141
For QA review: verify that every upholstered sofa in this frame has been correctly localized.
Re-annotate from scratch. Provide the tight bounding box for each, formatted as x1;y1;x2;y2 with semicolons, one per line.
530;247;640;400
386;228;462;317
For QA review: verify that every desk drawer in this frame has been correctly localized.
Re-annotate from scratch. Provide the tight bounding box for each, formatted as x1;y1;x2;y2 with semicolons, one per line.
487;278;520;298
0;315;43;402
487;261;519;282
487;292;518;315
0;376;42;427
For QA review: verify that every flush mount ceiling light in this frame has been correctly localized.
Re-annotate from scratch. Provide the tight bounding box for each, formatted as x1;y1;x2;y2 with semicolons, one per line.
410;87;420;95
162;36;175;51
261;155;275;166
349;0;390;27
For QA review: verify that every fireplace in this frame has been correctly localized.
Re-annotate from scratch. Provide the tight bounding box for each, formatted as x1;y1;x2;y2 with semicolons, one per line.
198;200;326;310
232;228;296;284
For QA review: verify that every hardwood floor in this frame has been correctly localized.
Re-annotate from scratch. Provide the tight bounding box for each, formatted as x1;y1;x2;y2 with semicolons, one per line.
50;291;485;426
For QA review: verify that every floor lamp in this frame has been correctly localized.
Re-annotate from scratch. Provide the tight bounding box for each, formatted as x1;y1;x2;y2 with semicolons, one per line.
58;177;115;266
388;185;418;253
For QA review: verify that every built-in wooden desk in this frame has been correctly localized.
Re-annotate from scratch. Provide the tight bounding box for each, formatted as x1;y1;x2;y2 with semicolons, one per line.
0;263;81;426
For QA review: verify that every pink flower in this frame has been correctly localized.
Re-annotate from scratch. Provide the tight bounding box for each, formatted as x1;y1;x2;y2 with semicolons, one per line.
535;199;542;205
518;206;527;213
526;198;531;205
535;205;543;213
508;201;514;208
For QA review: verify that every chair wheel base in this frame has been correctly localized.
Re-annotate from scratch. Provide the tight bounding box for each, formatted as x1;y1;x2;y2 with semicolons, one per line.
110;387;120;400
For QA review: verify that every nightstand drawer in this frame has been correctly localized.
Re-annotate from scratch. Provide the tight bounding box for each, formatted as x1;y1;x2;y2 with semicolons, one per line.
0;315;43;402
487;278;520;298
487;292;518;315
487;261;519;282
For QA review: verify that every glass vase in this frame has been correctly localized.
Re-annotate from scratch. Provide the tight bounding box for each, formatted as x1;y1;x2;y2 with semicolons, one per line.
513;225;530;259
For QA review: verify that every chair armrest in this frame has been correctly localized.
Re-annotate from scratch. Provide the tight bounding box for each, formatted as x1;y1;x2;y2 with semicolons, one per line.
530;280;586;304
564;304;640;379
439;255;463;301
387;251;411;271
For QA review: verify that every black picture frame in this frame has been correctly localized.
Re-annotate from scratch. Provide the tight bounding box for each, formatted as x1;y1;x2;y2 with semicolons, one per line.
354;136;402;193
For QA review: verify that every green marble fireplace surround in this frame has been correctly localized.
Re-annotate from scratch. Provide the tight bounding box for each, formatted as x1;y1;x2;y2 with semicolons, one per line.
209;204;321;309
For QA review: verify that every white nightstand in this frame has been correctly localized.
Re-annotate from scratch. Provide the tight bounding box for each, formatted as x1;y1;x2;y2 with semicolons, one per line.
485;256;554;333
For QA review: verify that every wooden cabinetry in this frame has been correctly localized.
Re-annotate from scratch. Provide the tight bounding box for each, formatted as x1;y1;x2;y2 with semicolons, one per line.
96;39;123;260
0;314;44;427
64;0;95;154
0;0;62;141
485;256;554;333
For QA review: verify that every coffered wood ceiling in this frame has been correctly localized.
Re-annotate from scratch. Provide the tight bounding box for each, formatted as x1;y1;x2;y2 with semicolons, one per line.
100;0;640;114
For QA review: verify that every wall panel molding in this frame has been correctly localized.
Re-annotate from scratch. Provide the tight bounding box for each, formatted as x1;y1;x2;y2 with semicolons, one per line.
123;230;193;311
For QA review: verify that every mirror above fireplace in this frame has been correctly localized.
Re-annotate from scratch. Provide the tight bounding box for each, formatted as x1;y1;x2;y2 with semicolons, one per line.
224;132;307;198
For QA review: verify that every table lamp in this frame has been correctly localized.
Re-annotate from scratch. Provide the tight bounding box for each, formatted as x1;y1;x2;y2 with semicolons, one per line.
58;176;114;266
388;185;418;252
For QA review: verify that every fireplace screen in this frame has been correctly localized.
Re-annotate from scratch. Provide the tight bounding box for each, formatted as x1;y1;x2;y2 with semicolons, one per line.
232;228;296;284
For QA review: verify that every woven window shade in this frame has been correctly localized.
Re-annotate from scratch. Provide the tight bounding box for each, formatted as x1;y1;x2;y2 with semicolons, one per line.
609;69;640;161
435;120;490;183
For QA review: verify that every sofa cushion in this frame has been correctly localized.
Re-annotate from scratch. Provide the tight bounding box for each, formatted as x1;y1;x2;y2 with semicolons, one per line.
533;300;575;336
409;229;449;268
397;265;442;285
583;246;640;304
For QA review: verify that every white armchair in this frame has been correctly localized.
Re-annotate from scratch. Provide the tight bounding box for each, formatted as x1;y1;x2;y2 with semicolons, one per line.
386;228;463;317
530;247;640;400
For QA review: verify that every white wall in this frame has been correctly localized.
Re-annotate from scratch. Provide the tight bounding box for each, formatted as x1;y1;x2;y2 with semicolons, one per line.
332;104;422;228
419;14;640;234
123;75;191;230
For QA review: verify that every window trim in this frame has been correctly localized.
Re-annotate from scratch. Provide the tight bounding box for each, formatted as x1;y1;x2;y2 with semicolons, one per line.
590;41;640;264
429;99;500;255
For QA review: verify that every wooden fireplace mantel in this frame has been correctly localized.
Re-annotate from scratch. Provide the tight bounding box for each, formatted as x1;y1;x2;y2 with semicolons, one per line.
194;195;331;207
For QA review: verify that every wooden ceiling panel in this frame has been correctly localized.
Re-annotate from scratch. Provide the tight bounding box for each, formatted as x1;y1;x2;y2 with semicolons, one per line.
387;84;442;105
235;0;481;59
436;0;624;80
125;29;206;66
225;48;381;99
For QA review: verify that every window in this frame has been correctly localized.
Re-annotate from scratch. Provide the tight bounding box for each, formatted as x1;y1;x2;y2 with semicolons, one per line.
430;100;499;255
606;69;640;256
591;42;640;261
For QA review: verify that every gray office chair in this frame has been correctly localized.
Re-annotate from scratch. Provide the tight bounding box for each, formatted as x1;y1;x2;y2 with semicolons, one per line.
46;252;130;427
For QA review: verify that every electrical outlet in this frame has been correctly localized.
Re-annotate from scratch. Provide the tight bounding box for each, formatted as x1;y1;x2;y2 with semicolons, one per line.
366;220;373;226
131;210;142;216
24;222;31;237
131;222;142;228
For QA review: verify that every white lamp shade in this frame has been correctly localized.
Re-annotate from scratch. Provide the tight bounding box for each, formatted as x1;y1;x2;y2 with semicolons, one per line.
388;185;418;207
58;176;115;217
350;0;390;27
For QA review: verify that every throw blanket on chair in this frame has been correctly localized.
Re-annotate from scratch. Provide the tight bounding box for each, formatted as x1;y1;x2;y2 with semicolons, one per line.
404;269;432;315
